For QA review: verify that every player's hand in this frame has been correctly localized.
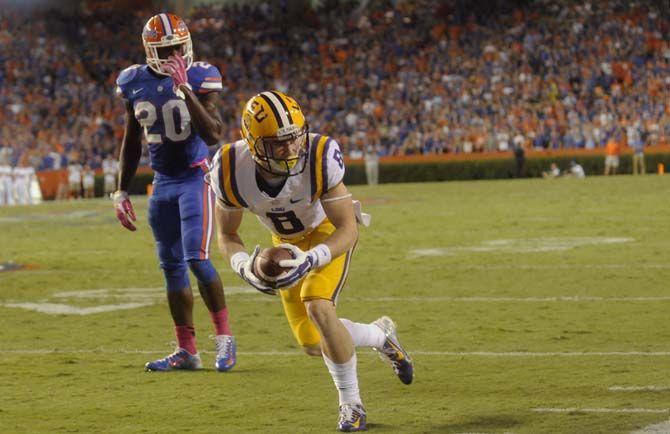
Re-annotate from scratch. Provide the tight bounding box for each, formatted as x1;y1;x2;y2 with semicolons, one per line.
271;244;314;289
112;190;136;231
231;246;277;296
164;55;190;94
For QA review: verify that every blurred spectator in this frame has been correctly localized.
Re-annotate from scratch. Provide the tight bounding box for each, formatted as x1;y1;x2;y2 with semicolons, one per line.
0;161;13;206
628;121;646;174
13;164;35;204
102;153;118;196
542;162;560;179
67;160;82;199
564;160;586;178
0;0;668;174
513;142;525;178
604;134;622;175
364;145;380;185
55;170;69;200
82;164;95;198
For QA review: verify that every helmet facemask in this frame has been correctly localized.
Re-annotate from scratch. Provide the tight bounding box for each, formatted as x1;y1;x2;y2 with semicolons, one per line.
250;124;309;177
144;34;193;75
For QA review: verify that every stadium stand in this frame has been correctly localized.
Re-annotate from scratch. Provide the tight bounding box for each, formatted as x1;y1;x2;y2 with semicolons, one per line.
0;0;668;184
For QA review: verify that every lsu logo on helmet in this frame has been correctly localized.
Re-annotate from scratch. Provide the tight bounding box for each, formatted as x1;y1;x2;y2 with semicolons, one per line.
142;13;193;75
241;91;309;177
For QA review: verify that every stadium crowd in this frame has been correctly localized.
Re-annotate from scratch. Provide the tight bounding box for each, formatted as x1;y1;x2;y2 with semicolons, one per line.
0;0;668;173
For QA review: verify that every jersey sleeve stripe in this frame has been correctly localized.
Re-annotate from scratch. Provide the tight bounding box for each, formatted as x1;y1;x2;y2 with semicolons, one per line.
331;244;355;304
210;156;235;208
322;137;332;193
228;146;248;208
313;135;328;201
218;145;240;208
200;82;223;89
199;183;210;259
309;134;321;202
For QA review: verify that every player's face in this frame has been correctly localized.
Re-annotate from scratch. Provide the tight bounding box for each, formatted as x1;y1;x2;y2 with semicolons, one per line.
156;44;186;60
256;131;308;176
264;134;306;160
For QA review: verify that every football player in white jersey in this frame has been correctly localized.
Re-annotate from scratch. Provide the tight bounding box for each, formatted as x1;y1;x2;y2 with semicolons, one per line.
0;163;12;206
13;165;31;205
82;165;95;198
210;91;413;432
102;154;118;197
67;161;82;199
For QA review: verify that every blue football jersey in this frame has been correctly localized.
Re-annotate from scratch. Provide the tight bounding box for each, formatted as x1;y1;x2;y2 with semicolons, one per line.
116;62;223;176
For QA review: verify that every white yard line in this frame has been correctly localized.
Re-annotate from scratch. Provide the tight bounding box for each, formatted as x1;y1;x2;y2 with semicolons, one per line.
631;420;670;434
1;302;155;315
609;386;670;392
419;351;670;356
13;263;670;277
7;292;670;316
533;408;669;414
409;237;634;257
5;349;670;356
431;264;670;270
355;296;670;302
51;286;255;298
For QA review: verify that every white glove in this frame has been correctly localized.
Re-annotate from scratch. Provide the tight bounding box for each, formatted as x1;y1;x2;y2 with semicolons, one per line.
273;243;332;289
230;246;277;296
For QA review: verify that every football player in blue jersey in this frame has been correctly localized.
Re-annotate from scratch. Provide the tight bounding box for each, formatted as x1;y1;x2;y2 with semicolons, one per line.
113;13;235;372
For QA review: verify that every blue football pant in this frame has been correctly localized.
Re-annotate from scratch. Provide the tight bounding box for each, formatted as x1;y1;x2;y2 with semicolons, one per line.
148;173;217;291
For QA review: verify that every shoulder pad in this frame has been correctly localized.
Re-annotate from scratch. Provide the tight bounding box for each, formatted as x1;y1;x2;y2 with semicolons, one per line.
116;64;144;86
188;61;223;93
309;134;345;201
210;143;246;209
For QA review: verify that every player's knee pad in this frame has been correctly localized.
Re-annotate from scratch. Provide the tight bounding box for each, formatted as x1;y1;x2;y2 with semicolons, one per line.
161;261;190;292
187;259;218;284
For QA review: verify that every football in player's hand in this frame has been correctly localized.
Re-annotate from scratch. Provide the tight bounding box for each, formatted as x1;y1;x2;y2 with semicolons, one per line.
254;247;294;282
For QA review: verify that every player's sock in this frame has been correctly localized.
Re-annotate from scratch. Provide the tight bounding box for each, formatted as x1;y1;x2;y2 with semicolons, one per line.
340;318;386;348
175;325;197;355
210;307;232;336
323;353;362;406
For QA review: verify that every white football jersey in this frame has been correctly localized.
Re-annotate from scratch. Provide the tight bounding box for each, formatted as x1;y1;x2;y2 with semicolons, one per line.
68;164;82;183
12;167;27;182
83;170;95;187
208;133;345;240
103;158;118;176
0;165;11;179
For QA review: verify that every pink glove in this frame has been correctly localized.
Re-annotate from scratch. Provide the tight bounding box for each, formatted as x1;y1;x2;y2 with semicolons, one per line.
164;55;190;91
113;191;136;231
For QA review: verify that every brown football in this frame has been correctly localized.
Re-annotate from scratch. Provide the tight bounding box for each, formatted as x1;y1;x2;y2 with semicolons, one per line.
254;246;294;282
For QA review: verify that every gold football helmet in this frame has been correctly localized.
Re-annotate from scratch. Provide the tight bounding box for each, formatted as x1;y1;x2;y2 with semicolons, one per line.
241;91;308;176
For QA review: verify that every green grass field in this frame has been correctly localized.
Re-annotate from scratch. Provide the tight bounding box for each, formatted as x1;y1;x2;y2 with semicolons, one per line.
2;175;670;433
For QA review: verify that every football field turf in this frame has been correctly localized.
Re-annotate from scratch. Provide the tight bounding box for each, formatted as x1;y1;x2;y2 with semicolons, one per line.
1;175;669;433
